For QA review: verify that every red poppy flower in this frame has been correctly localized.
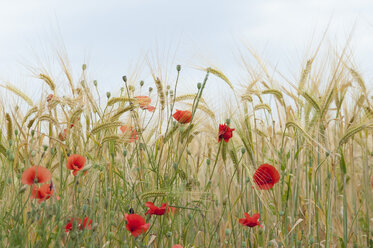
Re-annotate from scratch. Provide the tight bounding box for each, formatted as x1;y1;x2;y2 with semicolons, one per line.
21;166;51;185
253;164;280;190
31;183;54;203
173;110;192;124
145;202;167;216
65;217;93;232
66;154;86;176
135;96;155;112
239;212;262;228
218;124;235;143
124;213;150;237
167;206;179;214
172;245;183;248
120;125;139;143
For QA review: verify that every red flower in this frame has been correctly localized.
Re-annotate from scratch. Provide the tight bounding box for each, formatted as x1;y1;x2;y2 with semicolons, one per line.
124;214;150;237
253;164;280;190
65;217;93;232
172;245;183;248
120;125;139;143
218;124;235;143
31;183;54;203
66;154;86;176
135;96;155;112
239;212;262;228
21;166;51;185
173;110;192;124
145;202;167;216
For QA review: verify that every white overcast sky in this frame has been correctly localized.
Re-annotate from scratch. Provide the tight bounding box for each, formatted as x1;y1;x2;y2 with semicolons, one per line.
0;0;373;108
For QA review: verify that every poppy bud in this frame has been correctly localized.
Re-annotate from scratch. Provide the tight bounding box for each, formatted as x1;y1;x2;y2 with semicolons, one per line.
19;185;27;194
225;229;231;236
140;80;144;87
106;92;111;99
82;64;87;71
176;64;181;72
167;85;171;90
82;204;88;212
8;140;12;147
197;82;202;89
128;85;135;91
241;148;246;154
226;118;231;125
123;149;127;157
93;80;97;86
149;87;153;92
43;145;48;151
14;130;18;136
166;231;172;237
173;163;178;170
206;159;211;166
31;130;35;137
122;75;127;83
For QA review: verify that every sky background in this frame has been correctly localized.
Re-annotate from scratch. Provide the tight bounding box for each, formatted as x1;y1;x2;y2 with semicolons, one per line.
0;0;373;112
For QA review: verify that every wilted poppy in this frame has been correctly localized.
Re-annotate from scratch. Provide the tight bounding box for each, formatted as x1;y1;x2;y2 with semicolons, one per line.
66;154;86;176
21;166;51;185
253;164;280;190
124;213;150;237
173;110;192;124
120;125;139;143
46;94;54;102
145;202;167;216
135;96;155;112
239;212;262;228
65;217;93;232
31;183;54;203
218;124;235;143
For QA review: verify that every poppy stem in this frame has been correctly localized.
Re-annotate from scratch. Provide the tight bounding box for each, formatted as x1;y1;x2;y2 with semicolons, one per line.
206;141;223;189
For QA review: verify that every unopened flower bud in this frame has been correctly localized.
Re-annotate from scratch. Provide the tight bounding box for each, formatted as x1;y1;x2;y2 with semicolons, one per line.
122;75;127;83
140;80;144;87
82;64;87;71
176;64;181;72
197;82;202;89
